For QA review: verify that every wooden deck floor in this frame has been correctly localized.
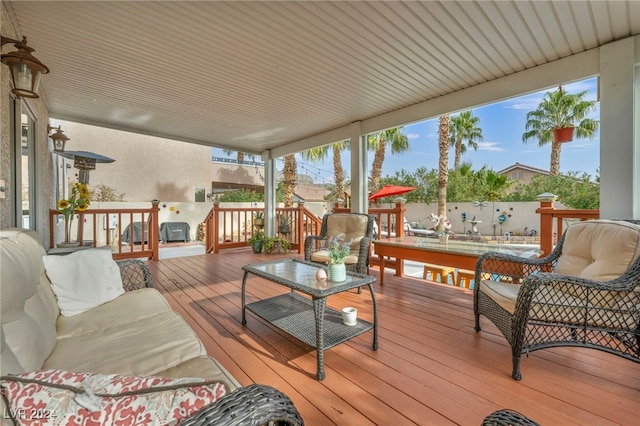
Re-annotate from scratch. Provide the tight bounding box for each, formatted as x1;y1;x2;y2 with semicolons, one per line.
147;250;640;425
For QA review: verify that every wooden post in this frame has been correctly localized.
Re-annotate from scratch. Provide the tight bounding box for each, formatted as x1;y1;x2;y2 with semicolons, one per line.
296;201;305;254
150;199;160;260
395;198;406;276
213;200;221;254
395;199;406;237
535;193;558;257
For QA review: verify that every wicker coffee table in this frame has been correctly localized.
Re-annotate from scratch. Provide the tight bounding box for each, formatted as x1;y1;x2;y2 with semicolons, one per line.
242;258;378;380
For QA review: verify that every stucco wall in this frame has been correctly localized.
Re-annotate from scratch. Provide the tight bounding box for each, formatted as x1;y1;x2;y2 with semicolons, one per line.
50;120;265;202
404;200;566;237
1;2;53;244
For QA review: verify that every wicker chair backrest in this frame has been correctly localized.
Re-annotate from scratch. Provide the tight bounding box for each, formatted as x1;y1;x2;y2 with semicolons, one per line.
325;214;370;250
555;219;640;282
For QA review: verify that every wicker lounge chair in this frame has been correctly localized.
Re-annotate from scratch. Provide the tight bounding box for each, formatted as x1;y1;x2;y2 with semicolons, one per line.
473;219;640;380
304;213;375;275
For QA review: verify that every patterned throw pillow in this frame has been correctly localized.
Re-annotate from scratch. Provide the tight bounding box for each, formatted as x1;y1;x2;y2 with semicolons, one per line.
0;369;228;425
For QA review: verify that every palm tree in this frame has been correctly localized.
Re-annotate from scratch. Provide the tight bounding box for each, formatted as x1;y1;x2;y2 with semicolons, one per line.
474;167;512;232
437;116;450;232
368;127;410;195
282;154;297;207
222;149;255;164
301;140;349;201
522;86;599;175
450;110;483;169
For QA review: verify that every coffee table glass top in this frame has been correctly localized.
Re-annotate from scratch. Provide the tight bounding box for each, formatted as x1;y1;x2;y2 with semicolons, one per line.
242;258;375;296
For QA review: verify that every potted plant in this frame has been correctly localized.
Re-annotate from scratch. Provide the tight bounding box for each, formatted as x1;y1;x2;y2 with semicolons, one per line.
277;214;291;234
56;182;91;247
263;236;290;255
325;234;352;282
253;211;264;228
522;86;599;175
247;229;265;253
523;85;599;144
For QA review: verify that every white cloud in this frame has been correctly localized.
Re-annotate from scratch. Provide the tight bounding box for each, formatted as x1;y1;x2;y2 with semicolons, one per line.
505;93;544;110
406;132;420;139
477;141;505;152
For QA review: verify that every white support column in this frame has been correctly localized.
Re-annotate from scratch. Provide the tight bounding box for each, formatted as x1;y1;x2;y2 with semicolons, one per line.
349;121;368;213
262;149;277;237
599;36;639;219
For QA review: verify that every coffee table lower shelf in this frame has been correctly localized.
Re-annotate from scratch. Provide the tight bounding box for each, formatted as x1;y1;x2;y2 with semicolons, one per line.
245;292;373;375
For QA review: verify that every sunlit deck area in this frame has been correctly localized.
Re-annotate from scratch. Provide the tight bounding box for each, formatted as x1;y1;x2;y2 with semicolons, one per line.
147;249;640;425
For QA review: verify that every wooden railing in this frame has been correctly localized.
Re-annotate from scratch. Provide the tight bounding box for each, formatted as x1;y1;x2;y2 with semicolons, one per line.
204;202;323;254
49;200;160;260
338;197;599;272
52;196;595;263
536;196;599;256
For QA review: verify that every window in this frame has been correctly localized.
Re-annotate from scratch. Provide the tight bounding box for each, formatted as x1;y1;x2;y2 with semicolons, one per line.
11;100;37;229
194;187;206;202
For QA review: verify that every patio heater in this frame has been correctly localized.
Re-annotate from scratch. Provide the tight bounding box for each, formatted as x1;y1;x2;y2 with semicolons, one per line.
48;126;115;184
1;35;49;98
59;151;115;184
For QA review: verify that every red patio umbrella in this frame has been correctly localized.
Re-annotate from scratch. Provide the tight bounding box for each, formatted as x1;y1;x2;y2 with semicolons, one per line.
369;184;416;201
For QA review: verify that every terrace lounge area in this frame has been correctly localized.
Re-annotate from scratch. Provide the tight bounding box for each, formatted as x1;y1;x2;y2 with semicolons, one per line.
149;248;640;425
2;2;639;424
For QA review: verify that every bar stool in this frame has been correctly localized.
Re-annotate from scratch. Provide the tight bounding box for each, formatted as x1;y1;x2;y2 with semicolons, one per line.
422;264;455;284
456;269;476;288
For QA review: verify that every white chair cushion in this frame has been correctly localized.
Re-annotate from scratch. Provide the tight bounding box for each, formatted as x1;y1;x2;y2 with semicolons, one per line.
555;219;640;281
326;214;368;250
310;250;358;265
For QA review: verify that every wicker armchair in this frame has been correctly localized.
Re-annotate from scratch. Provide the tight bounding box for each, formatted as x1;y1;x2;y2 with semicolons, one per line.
116;259;153;291
474;219;640;380
182;384;303;426
304;213;375;275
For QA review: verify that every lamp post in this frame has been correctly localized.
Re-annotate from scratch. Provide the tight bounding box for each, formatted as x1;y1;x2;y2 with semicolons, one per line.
1;35;49;98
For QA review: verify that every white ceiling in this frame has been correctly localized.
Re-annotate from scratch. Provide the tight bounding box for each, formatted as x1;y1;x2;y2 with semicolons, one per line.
7;1;640;156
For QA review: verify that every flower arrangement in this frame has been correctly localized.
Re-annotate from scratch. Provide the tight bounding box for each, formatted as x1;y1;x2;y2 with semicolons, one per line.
326;233;353;265
428;213;452;232
57;182;90;243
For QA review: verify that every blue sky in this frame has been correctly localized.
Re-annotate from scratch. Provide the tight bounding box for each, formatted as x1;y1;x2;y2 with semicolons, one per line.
214;77;600;184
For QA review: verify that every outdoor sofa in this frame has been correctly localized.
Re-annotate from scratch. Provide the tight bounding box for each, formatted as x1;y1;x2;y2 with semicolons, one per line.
0;228;302;425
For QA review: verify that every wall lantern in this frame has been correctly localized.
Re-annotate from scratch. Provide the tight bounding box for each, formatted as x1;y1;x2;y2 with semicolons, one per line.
1;35;49;98
48;125;69;152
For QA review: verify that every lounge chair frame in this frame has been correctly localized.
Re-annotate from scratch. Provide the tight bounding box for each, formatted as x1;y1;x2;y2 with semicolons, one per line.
474;220;640;380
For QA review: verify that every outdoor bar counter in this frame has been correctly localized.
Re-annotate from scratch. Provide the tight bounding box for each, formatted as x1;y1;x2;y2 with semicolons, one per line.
373;236;541;285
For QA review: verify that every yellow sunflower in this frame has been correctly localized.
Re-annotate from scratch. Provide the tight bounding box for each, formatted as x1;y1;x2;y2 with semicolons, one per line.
77;183;90;199
57;199;70;209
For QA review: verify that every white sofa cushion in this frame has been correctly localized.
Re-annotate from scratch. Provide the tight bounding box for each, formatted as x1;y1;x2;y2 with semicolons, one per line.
42;247;125;317
156;355;241;389
1;235;57;373
44;312;207;376
56;288;171;339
